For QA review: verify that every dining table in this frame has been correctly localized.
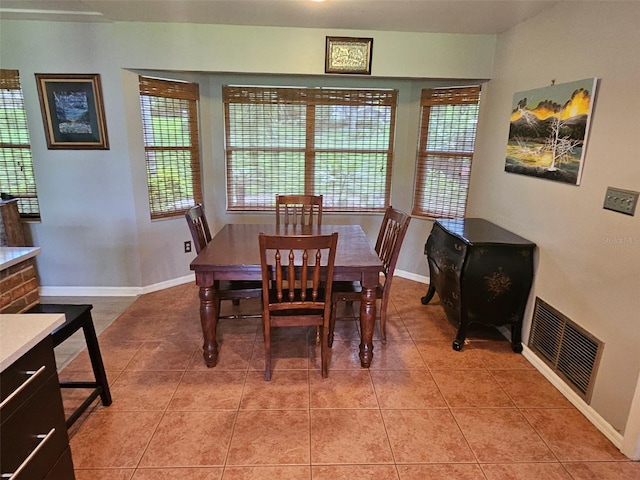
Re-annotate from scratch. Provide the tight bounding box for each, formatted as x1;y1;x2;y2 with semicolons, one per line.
189;223;383;369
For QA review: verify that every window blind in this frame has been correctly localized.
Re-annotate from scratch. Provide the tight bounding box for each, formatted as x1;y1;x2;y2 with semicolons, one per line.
223;85;397;212
139;76;202;219
0;69;40;217
413;86;480;219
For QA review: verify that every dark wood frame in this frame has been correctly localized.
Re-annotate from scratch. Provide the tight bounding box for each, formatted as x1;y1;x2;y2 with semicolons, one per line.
325;36;373;75
35;73;109;150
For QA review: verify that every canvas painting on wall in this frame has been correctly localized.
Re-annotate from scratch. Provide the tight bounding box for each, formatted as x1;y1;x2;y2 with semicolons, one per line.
505;78;597;185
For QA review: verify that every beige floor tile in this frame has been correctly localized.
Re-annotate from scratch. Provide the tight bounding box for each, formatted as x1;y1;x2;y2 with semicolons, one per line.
107;370;182;410
452;408;556;463
474;341;535;370
70;410;163;468
324;340;364;370
397;464;487;479
310;370;378;408
221;466;311;479
371;369;447;409
481;463;573;479
368;341;428;370
58;278;634;478
490;369;573;408
241;370;310;409
382;409;476;463
62;339;143;374
126;339;199;371
310;409;394;464
431;370;514;408
562;461;640;479
189;340;256;371
416;341;485;370
139;411;236;467
132;467;223;479
312;464;400;479
74;469;135;480
169;370;246;410
227;410;311;465
250;339;312;373
521;408;626;461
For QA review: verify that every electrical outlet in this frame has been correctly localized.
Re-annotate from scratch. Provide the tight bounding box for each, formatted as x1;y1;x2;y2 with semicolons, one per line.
184;241;192;253
603;187;638;216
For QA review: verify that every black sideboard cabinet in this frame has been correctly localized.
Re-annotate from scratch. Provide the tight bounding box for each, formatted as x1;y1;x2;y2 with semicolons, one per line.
422;218;536;352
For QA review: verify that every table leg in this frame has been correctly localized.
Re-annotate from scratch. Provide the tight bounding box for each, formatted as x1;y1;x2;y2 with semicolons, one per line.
358;286;376;368
199;285;219;367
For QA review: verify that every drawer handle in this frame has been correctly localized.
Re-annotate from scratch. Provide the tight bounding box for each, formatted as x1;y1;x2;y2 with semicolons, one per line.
0;366;46;410
1;427;56;479
454;243;463;251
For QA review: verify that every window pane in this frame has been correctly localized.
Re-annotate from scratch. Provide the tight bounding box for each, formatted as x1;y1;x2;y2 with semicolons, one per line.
139;76;202;219
0;69;40;217
413;86;480;219
223;85;396;212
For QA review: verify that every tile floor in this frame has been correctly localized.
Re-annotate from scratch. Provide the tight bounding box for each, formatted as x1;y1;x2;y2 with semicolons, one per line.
56;278;640;479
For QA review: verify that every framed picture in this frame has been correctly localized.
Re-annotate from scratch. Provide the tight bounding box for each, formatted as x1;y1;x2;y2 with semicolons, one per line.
505;78;598;185
35;73;109;149
325;36;373;75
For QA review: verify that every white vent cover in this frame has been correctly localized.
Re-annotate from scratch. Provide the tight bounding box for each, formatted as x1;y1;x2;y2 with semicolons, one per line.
528;298;604;403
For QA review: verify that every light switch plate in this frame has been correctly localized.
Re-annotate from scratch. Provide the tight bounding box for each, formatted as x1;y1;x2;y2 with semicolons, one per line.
603;187;638;216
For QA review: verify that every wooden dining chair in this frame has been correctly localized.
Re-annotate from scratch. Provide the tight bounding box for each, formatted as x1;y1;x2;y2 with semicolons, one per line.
259;232;338;380
185;204;262;317
329;206;411;345
275;194;323;227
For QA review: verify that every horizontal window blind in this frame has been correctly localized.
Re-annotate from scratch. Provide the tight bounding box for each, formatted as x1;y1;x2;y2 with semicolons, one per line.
413;86;480;219
0;69;40;217
139;76;202;219
223;86;396;212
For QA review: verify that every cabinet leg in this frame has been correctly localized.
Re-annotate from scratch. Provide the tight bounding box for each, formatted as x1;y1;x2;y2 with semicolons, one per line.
421;285;436;305
511;323;523;353
452;323;468;351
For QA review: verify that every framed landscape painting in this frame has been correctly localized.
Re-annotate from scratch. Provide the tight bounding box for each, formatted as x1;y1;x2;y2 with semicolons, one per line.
505;78;597;185
35;73;109;149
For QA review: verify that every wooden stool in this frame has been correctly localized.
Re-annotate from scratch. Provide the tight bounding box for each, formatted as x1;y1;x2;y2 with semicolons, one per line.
25;303;112;427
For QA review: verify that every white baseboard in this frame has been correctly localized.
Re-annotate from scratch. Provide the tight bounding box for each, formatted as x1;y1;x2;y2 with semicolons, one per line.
39;275;194;297
39;271;425;298
395;269;429;284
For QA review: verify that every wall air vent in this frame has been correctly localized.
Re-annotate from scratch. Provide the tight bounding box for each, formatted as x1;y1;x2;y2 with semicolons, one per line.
528;298;604;403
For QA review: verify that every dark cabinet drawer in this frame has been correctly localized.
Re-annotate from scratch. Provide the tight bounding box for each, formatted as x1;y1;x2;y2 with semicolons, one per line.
0;336;57;420
1;373;69;479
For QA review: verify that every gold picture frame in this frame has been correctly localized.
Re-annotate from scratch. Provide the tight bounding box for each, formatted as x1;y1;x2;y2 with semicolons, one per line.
325;36;373;75
35;73;109;150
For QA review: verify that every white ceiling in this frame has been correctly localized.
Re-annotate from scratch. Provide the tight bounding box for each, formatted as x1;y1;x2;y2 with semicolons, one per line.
0;0;563;34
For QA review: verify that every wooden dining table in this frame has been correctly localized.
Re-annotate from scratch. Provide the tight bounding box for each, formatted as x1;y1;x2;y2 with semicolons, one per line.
189;223;383;369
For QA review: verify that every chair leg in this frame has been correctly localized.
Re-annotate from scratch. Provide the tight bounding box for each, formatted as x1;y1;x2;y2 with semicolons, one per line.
82;320;112;406
379;295;389;344
321;324;329;378
328;302;337;348
264;322;272;381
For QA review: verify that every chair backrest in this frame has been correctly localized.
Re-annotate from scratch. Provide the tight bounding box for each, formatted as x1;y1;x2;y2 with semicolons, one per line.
184;204;212;254
375;206;411;283
275;194;323;227
259;232;338;319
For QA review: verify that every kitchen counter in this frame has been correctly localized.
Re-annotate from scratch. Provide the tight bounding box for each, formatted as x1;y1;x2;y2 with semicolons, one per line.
0;246;41;270
0;313;64;372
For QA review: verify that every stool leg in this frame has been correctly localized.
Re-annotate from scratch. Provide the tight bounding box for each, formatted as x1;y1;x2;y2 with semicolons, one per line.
81;320;112;406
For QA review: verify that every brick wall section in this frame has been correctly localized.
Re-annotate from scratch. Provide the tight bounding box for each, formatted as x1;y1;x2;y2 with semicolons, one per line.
0;258;40;313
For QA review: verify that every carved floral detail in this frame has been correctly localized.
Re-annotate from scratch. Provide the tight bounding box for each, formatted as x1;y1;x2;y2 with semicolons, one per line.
484;267;511;299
